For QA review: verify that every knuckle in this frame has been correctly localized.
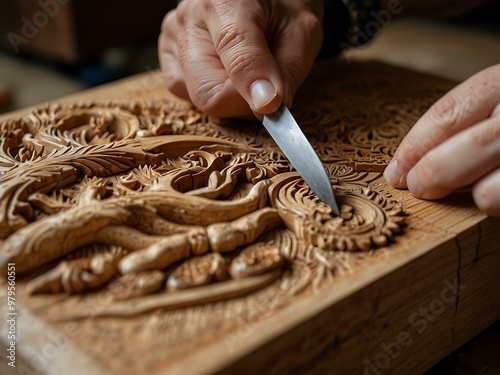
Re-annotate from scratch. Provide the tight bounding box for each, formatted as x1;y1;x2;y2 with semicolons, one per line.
227;49;261;78
214;23;244;55
214;25;262;77
428;64;500;130
161;10;180;37
201;0;218;14
161;11;173;31
175;0;192;26
428;94;460;130
469;121;500;147
213;26;266;79
299;11;322;37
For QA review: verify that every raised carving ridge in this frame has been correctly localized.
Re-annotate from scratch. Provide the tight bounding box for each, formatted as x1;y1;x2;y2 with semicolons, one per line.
0;98;416;313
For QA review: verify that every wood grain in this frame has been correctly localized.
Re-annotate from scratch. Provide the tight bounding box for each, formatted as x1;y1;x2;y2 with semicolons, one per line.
0;60;498;375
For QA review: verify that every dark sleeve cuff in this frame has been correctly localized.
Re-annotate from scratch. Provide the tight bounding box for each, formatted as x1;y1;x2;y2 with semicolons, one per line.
318;0;382;59
317;0;352;59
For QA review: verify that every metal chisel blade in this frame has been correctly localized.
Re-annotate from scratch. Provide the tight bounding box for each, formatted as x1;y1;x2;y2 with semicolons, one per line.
262;104;340;217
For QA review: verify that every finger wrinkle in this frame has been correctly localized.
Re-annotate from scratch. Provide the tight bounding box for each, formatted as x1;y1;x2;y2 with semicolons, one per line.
201;0;233;16
214;25;246;55
226;48;262;78
429;94;460;130
191;80;227;115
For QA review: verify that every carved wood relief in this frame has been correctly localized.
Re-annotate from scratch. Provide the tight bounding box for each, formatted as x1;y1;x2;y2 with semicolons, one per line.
0;65;453;373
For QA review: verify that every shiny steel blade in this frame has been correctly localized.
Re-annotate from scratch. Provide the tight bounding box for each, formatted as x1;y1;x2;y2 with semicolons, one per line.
263;104;340;216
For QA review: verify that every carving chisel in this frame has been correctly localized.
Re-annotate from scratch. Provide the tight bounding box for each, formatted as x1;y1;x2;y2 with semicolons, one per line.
262;104;340;217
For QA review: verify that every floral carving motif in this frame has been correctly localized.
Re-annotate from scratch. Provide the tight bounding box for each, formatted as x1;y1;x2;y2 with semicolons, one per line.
269;173;405;252
0;80;444;315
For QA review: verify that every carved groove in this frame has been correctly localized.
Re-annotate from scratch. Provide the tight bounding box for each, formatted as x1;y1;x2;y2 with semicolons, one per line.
0;85;442;315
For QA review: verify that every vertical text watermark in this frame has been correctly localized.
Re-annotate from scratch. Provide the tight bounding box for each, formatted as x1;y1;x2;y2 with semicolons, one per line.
6;263;17;368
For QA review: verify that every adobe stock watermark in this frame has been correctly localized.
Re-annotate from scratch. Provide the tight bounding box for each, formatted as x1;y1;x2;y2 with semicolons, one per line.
340;0;405;63
7;0;71;54
363;277;466;375
224;295;281;353
125;64;165;101
1;269;125;375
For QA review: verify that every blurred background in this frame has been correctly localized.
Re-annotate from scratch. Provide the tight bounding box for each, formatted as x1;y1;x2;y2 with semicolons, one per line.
0;0;499;115
0;0;499;373
1;0;500;115
0;0;176;113
0;1;500;115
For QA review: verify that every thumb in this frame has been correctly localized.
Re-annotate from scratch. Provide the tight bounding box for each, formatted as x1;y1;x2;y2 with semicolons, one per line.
202;3;283;114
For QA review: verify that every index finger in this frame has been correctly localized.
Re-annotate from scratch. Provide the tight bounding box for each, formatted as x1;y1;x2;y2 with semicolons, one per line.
200;1;284;114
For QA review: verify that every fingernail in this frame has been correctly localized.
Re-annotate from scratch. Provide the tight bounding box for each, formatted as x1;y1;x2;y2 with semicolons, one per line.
406;168;421;197
250;80;277;110
384;159;402;186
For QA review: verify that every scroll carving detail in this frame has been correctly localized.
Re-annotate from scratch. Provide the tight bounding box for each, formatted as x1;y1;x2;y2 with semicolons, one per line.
0;74;445;319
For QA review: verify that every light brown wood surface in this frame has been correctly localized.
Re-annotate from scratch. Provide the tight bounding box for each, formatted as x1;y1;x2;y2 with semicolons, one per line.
0;59;499;375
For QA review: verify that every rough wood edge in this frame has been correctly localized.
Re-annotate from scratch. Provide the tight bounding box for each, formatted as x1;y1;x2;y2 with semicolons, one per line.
161;229;459;374
0;291;112;375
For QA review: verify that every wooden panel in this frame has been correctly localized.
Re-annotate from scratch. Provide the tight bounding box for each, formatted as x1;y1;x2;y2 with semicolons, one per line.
0;60;499;375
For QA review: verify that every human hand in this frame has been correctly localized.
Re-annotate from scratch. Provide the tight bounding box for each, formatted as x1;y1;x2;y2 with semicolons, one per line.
159;0;324;118
384;64;500;216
